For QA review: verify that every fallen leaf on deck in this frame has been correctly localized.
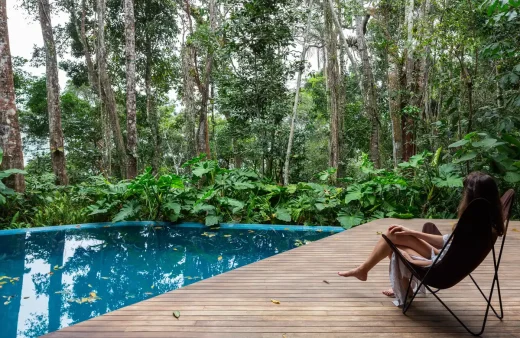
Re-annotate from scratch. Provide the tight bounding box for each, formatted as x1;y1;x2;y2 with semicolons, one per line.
271;299;280;304
282;334;287;338
218;256;223;261
323;280;330;284
224;234;231;238
173;311;181;319
376;231;382;235
513;228;519;232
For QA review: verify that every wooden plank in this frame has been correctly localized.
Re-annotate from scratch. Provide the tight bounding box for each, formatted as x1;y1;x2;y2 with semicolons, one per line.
44;219;520;337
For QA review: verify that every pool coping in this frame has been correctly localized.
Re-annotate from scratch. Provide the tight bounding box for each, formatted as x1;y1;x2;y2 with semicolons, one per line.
0;221;344;236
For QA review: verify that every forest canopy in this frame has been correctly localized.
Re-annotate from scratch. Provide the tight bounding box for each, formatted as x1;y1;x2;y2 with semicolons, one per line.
0;0;519;229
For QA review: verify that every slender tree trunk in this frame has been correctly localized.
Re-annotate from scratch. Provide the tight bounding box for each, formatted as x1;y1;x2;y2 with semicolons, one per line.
0;0;25;192
283;0;313;185
402;0;416;161
327;0;358;75
325;2;341;179
124;0;138;178
38;0;69;185
355;2;380;168
389;62;403;167
181;44;197;160
145;51;161;173
97;0;126;178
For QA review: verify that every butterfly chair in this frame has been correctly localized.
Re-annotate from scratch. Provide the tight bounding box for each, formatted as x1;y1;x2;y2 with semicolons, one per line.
421;189;515;322
383;198;503;336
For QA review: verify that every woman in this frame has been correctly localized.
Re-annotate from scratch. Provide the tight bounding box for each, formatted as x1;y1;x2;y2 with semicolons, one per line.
338;172;504;304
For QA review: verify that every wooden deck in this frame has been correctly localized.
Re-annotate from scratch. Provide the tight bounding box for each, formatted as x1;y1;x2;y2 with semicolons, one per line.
46;219;520;338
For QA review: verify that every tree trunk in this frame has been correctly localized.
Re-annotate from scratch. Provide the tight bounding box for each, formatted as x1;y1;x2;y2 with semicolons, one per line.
327;0;358;75
97;0;126;178
0;0;25;192
402;0;416;161
181;43;197;160
145;54;161;173
389;62;403;167
324;2;341;179
283;0;313;185
355;2;380;168
38;0;69;185
124;0;138;179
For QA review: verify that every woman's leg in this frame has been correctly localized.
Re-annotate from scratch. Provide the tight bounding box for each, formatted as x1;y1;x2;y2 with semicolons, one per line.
338;228;436;280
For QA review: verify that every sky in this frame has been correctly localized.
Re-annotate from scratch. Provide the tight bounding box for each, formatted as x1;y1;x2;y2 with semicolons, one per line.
7;1;69;89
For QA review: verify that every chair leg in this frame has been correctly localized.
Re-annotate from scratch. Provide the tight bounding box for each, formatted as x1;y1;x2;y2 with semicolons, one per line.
469;273;504;319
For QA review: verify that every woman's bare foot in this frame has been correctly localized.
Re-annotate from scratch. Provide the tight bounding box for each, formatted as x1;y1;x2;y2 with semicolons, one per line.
382;288;395;297
337;267;368;281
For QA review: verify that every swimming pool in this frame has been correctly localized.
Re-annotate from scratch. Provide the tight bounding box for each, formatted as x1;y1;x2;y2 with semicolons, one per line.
0;222;342;337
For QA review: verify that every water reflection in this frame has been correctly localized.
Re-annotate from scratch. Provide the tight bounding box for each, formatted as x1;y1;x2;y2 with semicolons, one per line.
0;225;332;337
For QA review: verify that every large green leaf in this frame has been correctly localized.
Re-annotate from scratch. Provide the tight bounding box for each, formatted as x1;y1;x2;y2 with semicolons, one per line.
0;169;27;180
453;151;477;163
275;208;292;222
448;139;469;148
504;171;520;183
344;191;362;204
164;202;181;215
472;138;500;148
112;202;141;222
432;174;463;188
337;212;364;229
205;215;220;226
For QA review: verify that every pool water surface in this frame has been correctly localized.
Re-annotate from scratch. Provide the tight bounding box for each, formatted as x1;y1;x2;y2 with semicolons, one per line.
0;223;340;337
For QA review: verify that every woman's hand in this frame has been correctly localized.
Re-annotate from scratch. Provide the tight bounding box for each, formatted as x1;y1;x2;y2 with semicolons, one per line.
388;225;415;236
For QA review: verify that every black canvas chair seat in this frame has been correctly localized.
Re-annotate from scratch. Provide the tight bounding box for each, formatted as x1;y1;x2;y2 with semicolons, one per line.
383;195;514;336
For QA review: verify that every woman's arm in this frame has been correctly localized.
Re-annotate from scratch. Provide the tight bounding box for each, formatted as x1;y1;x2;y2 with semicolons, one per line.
389;225;445;248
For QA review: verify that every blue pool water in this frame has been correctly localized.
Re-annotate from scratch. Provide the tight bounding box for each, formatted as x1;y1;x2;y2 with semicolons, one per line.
0;222;340;338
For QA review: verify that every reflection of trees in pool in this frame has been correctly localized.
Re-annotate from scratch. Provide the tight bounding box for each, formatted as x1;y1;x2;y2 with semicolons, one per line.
1;226;330;337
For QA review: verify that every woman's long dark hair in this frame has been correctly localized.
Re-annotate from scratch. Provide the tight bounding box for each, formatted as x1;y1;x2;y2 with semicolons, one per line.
457;172;504;236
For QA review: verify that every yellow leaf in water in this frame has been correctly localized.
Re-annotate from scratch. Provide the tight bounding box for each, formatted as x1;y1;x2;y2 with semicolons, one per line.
218;256;223;261
144;292;153;295
151;285;155;289
316;229;323;232
224;234;231;238
271;299;280;304
54;265;59;270
81;298;89;303
0;286;3;289
103;225;110;228
284;228;289;230
89;292;97;298
101;277;109;280
0;276;9;280
186;276;193;280
248;230;254;233
12;277;19;281
173;248;178;251
88;284;92;288
173;310;181;319
0;281;7;285
4;301;10;305
55;291;64;294
211;227;220;230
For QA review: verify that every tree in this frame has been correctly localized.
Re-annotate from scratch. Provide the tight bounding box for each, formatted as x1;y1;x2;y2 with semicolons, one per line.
97;0;127;177
0;0;25;192
125;0;138;178
283;0;313;185
38;0;69;185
